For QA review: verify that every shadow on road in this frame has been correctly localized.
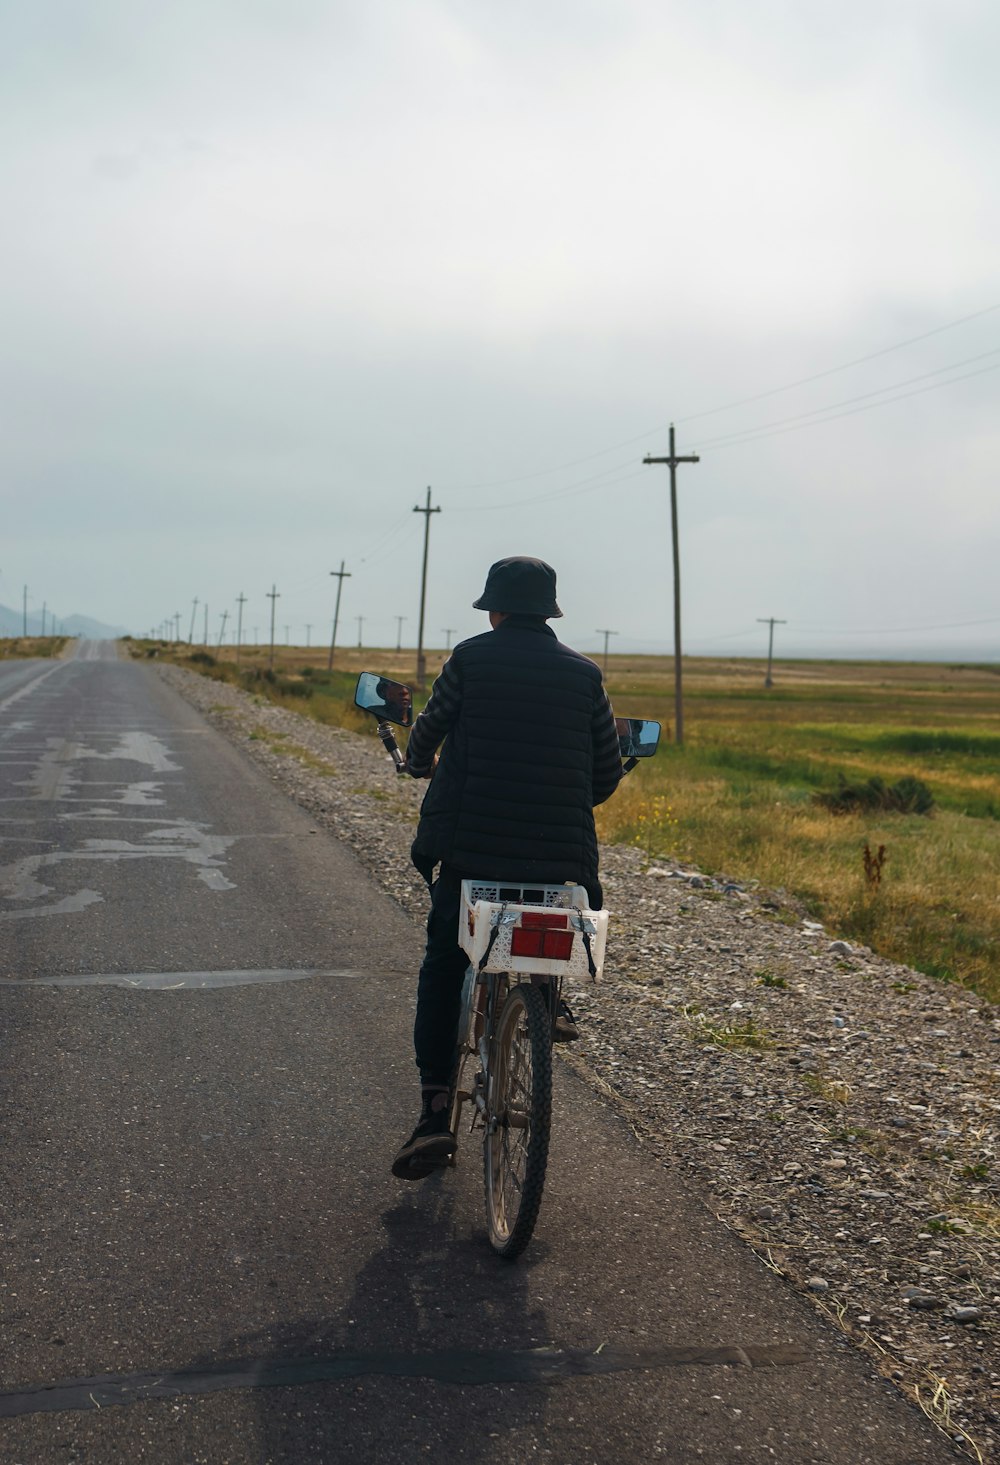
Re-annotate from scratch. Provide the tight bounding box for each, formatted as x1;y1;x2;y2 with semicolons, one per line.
192;1177;552;1461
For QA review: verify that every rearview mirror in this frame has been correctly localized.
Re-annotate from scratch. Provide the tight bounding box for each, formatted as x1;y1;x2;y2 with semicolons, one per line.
355;672;414;727
615;717;660;759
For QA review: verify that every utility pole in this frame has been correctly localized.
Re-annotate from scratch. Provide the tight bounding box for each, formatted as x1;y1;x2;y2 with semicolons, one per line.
596;628;617;679
643;425;700;745
188;597;199;644
356;615;365;648
203;602;209;646
217;610;229;649
22;585;27;636
267;584;280;671
305;624;311;648
327;561;351;672
757;617;787;688
235;593;247;666
41;602;47;637
395;615;407;652
441;628;456;652
174;612;182;641
413;487;441;690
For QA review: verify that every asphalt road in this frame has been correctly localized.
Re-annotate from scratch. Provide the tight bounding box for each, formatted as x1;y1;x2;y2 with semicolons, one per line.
0;646;958;1464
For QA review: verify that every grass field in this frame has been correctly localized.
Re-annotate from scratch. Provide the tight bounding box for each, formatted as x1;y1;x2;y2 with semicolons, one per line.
0;636;69;659
131;638;1000;1002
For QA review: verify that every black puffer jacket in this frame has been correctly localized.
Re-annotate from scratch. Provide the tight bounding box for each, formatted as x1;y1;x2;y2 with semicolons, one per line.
406;617;622;904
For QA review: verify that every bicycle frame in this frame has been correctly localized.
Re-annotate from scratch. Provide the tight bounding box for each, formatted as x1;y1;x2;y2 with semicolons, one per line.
453;965;562;1128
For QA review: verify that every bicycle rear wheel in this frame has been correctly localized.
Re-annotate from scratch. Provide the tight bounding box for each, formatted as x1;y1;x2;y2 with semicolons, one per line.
484;982;552;1259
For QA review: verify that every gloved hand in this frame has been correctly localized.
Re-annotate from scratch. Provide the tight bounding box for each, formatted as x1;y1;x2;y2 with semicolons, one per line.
403;752;439;779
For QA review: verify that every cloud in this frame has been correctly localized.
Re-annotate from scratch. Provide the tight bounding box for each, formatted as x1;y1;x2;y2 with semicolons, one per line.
0;0;996;651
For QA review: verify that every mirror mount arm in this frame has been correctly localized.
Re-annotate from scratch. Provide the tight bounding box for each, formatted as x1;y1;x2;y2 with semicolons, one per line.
376;719;407;772
622;756;639;775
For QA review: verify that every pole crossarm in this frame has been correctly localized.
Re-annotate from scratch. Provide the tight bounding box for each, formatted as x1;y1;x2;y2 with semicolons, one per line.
642;453;701;467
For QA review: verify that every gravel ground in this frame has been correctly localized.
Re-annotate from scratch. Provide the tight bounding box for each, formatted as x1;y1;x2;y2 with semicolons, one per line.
159;663;999;1461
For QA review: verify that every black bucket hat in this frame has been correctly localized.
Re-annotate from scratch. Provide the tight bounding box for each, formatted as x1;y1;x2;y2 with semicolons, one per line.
472;556;563;618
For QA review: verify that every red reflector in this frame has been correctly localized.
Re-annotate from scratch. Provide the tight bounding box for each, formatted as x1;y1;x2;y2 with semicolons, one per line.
511;927;574;960
521;911;569;930
511;928;543;957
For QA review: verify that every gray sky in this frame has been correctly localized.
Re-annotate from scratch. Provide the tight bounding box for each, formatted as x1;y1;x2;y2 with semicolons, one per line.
3;0;998;661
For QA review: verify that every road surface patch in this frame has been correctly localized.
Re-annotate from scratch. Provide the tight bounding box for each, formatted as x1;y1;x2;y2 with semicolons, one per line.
0;1341;809;1418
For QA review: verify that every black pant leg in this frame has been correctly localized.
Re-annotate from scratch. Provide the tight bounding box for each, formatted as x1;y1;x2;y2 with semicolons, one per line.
413;867;469;1087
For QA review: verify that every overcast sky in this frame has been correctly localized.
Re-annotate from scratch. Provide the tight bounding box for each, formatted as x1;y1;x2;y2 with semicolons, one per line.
3;0;998;661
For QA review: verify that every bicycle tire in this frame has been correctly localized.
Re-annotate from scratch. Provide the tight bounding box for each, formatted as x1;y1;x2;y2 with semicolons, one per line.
483;982;552;1259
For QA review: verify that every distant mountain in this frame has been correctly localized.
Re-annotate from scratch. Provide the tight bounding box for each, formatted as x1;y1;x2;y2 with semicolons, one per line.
0;605;128;640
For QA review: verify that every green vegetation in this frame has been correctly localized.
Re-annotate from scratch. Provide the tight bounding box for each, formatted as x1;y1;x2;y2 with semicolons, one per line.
814;774;934;816
683;1007;772;1050
596;656;1000;1001
135;640;1000;1002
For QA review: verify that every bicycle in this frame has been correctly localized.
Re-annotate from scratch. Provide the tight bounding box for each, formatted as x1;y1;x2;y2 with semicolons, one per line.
355;670;659;1259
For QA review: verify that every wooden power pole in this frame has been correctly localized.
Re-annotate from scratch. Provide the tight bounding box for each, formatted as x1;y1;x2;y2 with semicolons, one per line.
643;425;700;744
413;487;441;690
596;628;617;679
266;585;280;671
235;593;247;665
327;562;351;672
758;617;787;687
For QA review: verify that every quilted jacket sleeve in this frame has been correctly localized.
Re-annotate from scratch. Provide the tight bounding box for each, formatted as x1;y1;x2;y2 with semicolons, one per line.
591;686;623;806
405;655;462;775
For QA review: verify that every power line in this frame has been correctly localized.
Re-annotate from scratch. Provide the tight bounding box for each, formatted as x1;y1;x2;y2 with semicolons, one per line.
692;360;1000;453
435;300;1000;494
451;462;649;514
358;510;414;565
587;613;1000;646
691;348;1000;451
674;301;1000;427
792;614;1000;636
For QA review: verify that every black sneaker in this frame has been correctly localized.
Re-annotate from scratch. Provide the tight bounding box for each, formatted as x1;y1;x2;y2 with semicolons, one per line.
391;1106;456;1180
553;999;580;1043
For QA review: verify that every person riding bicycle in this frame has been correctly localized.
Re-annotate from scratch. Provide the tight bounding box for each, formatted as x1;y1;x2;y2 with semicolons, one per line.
392;555;623;1179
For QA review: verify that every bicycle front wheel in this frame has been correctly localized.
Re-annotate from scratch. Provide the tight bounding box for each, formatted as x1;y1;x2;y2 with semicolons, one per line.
484;982;552;1259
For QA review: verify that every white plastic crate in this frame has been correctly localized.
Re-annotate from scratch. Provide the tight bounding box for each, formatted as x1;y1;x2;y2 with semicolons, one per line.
459;878;609;979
